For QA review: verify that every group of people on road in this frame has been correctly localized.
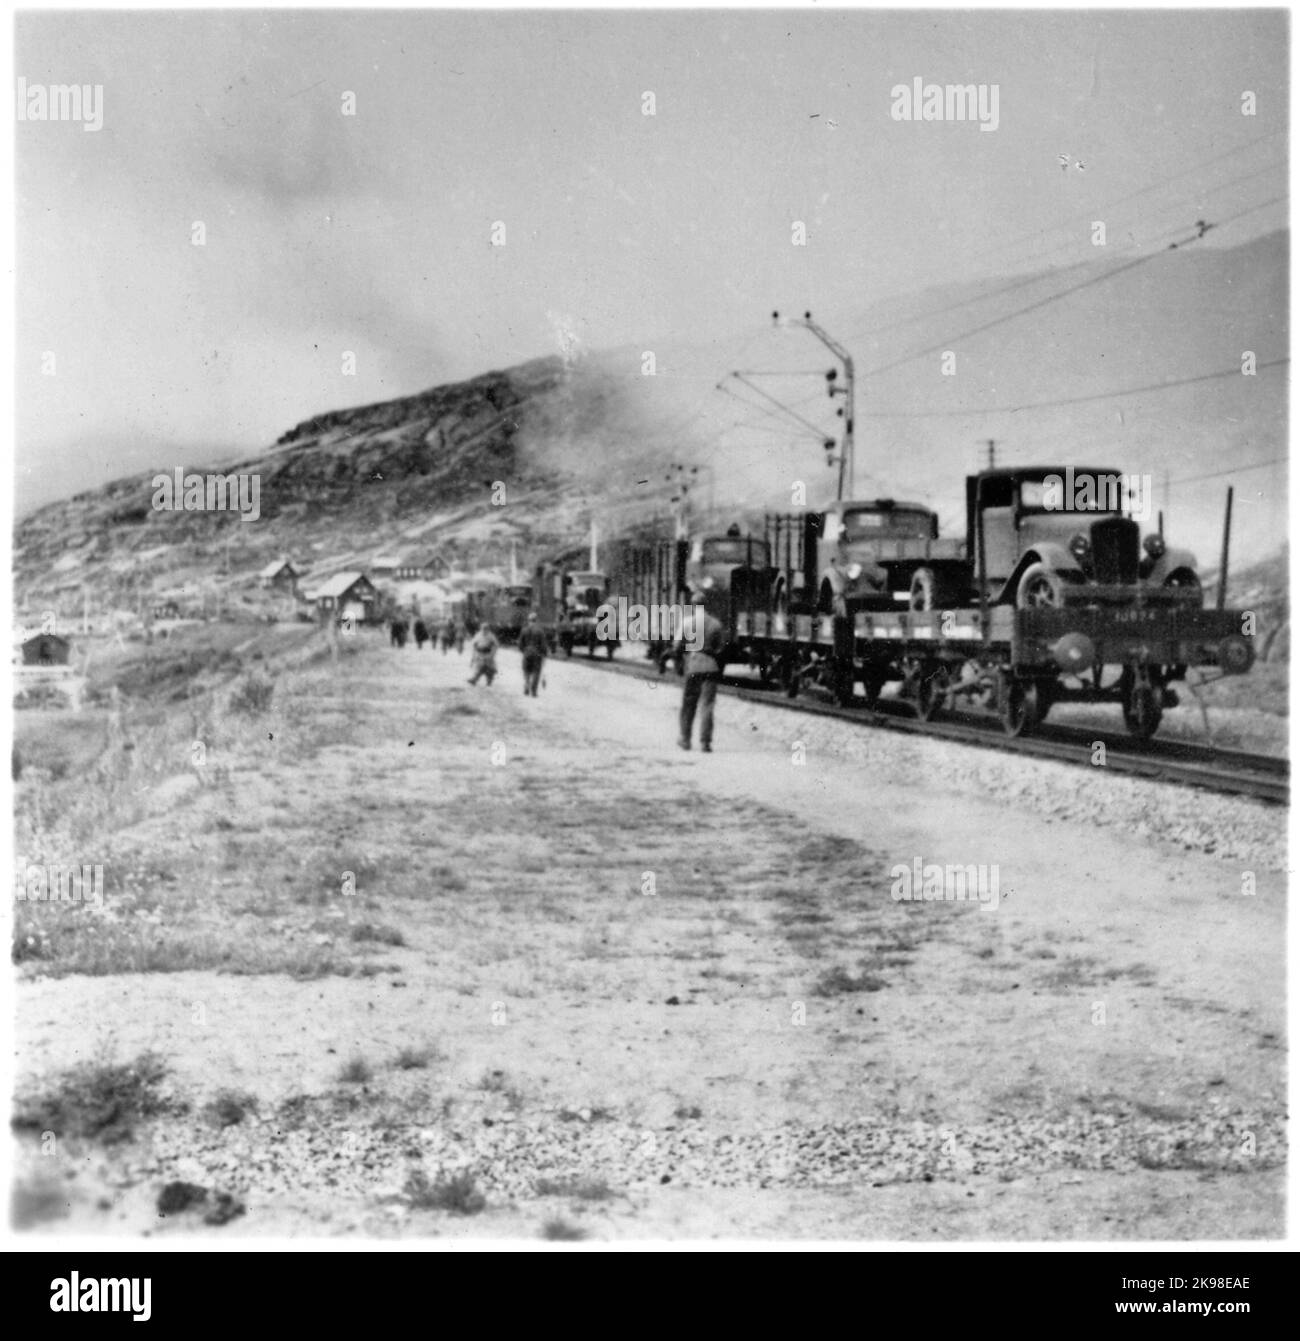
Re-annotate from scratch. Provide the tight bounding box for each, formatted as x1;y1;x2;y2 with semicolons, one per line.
456;591;727;752
392;615;466;653
465;613;548;694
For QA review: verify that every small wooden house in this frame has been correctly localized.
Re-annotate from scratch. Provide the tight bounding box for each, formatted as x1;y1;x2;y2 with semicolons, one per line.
258;558;302;592
396;554;449;580
306;572;378;624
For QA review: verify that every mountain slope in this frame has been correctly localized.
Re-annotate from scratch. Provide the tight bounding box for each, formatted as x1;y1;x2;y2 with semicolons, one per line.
14;230;1288;619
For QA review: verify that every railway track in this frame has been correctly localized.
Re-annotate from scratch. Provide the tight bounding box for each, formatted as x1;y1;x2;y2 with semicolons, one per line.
555;648;1289;805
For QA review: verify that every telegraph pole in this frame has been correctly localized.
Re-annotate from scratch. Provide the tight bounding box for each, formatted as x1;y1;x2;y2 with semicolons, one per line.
982;439;998;470
773;311;856;500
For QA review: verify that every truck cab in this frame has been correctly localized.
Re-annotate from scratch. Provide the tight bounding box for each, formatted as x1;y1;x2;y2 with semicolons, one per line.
685;526;772;605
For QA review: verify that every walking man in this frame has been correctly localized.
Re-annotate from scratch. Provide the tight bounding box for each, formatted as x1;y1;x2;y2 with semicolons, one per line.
467;623;499;686
518;612;548;697
679;591;726;752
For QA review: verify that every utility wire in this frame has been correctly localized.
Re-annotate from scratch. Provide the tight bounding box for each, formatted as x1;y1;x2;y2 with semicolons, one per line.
861;196;1286;383
963;127;1285;270
839;140;1285;349
1168;457;1286;488
843;215;1196;352
855;357;1288;419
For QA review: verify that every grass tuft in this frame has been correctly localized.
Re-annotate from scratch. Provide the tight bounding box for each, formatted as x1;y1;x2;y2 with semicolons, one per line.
337;1056;373;1085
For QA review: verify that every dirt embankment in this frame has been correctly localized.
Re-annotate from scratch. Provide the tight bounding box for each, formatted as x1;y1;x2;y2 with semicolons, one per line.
10;633;1285;1241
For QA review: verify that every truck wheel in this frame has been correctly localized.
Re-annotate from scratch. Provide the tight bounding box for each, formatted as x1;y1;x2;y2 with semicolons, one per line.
909;568;937;611
1164;570;1203;606
1017;564;1065;609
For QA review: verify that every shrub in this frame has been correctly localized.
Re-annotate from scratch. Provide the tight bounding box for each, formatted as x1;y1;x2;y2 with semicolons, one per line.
350;922;405;947
12;1052;175;1142
813;966;886;997
404;1169;486;1215
228;675;274;715
394;1044;441;1071
203;1089;258;1127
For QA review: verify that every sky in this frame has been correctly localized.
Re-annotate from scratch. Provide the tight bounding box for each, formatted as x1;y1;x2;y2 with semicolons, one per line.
14;7;1289;527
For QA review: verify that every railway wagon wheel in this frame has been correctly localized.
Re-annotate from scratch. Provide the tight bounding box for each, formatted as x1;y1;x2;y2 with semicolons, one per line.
860;666;887;709
1033;678;1057;727
778;653;800;699
915;663;949;721
1123;682;1163;739
830;658;856;707
998;673;1041;737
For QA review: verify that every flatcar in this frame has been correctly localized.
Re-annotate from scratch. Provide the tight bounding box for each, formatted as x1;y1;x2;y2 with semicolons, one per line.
731;466;1250;738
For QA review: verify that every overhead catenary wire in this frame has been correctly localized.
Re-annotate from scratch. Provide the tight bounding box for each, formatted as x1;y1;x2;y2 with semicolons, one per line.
714;380;828;443
859;195;1287;384
723;373;835;442
854;356;1289;419
961;127;1285;271
838;147;1285;349
1167;457;1286;488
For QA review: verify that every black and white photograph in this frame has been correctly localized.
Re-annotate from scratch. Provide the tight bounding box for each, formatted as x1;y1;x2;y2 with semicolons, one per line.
6;4;1289;1257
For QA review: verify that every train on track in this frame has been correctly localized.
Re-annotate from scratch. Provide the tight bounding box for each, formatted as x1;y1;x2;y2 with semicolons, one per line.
472;463;1256;739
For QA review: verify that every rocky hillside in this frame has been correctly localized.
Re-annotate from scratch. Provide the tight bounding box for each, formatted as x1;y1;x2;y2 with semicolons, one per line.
14;228;1289;633
14;353;677;624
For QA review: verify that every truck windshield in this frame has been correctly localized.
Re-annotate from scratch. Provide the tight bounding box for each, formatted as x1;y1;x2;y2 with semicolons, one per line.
841;509;932;540
701;539;769;566
1020;478;1125;513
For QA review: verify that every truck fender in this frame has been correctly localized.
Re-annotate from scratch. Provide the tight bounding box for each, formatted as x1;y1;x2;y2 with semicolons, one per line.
995;544;1081;605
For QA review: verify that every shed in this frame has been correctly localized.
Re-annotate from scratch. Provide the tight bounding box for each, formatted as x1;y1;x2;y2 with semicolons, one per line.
21;634;71;666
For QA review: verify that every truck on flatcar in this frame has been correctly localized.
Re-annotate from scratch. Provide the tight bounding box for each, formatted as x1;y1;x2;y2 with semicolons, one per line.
532;559;616;657
904;467;1202;611
484;583;533;643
